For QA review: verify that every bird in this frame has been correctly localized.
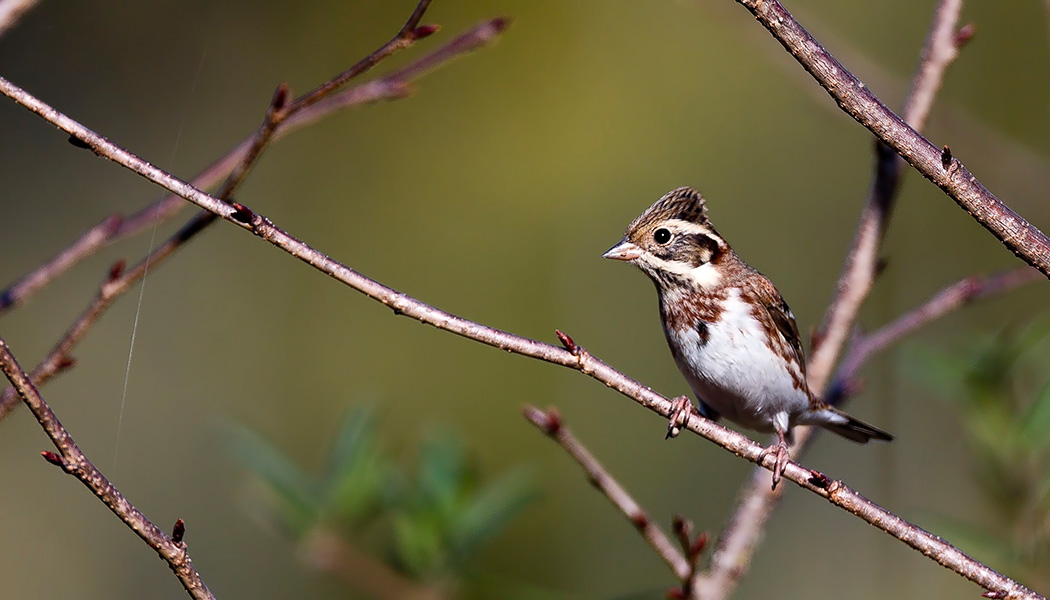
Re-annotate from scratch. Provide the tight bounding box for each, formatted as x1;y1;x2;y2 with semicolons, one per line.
602;186;892;489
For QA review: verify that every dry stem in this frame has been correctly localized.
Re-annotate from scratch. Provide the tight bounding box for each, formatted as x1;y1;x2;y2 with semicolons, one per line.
0;336;214;600
0;75;1039;597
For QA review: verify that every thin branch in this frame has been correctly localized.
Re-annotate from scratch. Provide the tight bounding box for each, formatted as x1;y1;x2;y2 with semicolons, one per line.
523;404;691;581
830;266;1041;399
808;0;968;395
0;0;39;37
0;28;1041;600
0;15;508;315
0;17;509;422
735;0;1050;277
698;2;969;596
0;336;214;600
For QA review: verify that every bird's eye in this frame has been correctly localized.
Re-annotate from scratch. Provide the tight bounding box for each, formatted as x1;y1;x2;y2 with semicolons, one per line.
653;228;672;244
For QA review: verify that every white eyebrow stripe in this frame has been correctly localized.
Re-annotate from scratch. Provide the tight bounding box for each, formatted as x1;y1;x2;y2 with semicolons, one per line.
663;219;713;236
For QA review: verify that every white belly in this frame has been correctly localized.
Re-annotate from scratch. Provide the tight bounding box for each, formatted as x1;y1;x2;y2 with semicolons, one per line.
664;288;809;433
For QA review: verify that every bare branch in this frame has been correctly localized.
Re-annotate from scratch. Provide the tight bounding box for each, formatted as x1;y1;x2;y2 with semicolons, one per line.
830;266;1041;399
698;2;996;597
734;0;1050;277
0;15;509;315
0;16;509;422
808;0;968;395
0;336;214;600
0;0;39;38
0;78;1039;599
523;405;691;581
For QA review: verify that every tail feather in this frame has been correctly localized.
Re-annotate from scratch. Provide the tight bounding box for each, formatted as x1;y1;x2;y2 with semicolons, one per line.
809;405;894;444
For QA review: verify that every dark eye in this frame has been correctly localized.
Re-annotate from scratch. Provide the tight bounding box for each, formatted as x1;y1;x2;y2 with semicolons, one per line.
653;228;671;245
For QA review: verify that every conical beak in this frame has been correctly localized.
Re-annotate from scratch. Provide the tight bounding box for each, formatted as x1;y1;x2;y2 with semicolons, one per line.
602;240;643;261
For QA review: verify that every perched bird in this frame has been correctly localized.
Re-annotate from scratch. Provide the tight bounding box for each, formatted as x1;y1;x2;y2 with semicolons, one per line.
603;186;892;488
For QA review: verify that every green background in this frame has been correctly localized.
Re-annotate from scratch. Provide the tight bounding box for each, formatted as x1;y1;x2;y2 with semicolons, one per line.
0;0;1048;598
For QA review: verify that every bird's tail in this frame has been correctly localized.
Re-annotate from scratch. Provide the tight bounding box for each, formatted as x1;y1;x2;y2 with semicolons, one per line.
808;404;894;444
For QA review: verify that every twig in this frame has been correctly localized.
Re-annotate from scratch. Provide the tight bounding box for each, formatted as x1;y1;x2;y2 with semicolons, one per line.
0;335;214;600
522;405;691;581
697;3;970;597
0;0;39;37
0;16;509;422
830;266;1041;399
808;0;967;396
0;15;508;314
734;0;1050;277
0;79;1039;599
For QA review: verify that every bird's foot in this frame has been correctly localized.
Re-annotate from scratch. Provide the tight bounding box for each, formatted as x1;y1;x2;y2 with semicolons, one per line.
666;396;695;439
759;437;790;490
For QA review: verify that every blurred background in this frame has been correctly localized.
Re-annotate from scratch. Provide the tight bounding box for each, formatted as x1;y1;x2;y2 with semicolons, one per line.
1;0;1049;598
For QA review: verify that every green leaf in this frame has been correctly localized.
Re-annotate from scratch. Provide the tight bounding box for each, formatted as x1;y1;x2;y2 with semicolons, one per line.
221;422;321;532
318;408;389;524
1021;378;1050;450
417;432;469;517
448;470;535;563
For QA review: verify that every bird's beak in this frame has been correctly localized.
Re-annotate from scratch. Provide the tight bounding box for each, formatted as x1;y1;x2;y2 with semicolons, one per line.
602;240;644;262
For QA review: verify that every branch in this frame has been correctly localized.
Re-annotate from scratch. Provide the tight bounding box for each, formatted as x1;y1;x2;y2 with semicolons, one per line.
0;14;508;315
698;2;970;596
0;336;214;600
0;17;509;422
523;404;692;581
0;0;39;37
734;0;1050;277
0;32;1041;600
830;266;1041;400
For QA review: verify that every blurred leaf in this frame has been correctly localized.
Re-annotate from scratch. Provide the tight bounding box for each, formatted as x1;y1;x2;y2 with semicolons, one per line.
392;512;445;576
902;344;973;402
1021;379;1050;451
448;469;535;563
223;422;321;532
319;408;389;526
417;432;469;518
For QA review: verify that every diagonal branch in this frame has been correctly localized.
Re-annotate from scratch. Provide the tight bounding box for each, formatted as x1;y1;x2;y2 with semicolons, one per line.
0;76;1040;598
0;16;509;422
829;266;1041;400
0;12;508;315
0;336;214;600
523;404;692;581
734;0;1050;276
698;2;970;596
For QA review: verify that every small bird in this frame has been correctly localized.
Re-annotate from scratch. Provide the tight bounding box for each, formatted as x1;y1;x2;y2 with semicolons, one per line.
603;186;892;488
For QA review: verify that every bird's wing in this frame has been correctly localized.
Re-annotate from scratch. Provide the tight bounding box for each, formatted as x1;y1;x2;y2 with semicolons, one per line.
746;274;809;383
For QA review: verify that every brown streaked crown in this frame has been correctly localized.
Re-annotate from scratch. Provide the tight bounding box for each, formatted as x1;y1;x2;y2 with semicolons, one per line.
626;186;711;232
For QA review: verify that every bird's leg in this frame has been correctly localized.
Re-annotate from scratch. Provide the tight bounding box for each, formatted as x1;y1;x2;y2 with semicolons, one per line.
666;395;695;439
759;428;790;490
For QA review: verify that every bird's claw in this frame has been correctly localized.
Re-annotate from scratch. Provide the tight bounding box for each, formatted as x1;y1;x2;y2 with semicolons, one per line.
666;396;694;439
760;439;790;490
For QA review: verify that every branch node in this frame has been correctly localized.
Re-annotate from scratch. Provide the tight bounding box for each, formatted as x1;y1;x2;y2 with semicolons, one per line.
172;518;186;544
954;24;976;48
689;531;709;562
982;592;1007;599
229;202;255;225
665;587;687;600
410;24;441;40
941;145;953;170
555;329;578;354
40;450;67;469
268;83;291;116
629;511;649;530
807;469;832;489
56;355;77;371
107;258;127;282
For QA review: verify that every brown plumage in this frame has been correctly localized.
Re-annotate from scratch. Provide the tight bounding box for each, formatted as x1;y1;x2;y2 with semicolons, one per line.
604;186;892;487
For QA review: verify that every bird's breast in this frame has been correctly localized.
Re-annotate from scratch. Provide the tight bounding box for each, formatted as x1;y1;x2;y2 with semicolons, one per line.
662;288;809;431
